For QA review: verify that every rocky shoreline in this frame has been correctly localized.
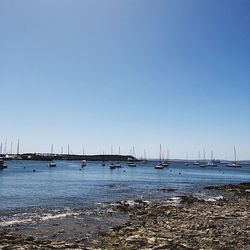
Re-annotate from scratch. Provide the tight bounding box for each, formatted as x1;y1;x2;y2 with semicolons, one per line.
0;183;249;249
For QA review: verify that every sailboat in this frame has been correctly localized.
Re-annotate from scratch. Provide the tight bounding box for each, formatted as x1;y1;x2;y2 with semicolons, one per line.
142;149;148;163
101;151;105;166
127;146;136;167
49;144;56;167
115;147;122;168
81;160;86;167
185;150;189;166
226;147;241;168
199;149;207;167
206;150;217;167
49;159;56;167
193;151;201;165
110;162;116;169
155;144;164;169
162;150;169;167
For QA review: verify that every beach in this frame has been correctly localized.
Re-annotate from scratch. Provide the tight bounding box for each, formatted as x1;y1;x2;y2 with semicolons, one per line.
0;182;249;249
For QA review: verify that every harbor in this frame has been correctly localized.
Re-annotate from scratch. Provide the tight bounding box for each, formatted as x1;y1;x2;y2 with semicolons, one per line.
0;161;249;249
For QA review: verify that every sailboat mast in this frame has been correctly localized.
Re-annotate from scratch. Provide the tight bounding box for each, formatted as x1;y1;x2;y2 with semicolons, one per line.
234;146;236;162
51;144;53;155
17;139;20;155
159;144;162;162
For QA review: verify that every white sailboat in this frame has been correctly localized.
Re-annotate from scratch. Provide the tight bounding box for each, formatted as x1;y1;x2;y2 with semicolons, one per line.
101;150;105;166
226;147;241;168
115;147;122;168
49;159;56;167
199;149;207;167
155;144;164;169
206;150;217;167
193;151;201;165
142;149;148;163
127;146;136;167
81;159;86;167
162;150;169;167
49;144;56;167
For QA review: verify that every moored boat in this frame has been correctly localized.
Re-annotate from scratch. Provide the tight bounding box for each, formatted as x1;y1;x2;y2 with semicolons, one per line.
115;162;122;168
81;160;86;167
49;160;56;167
226;147;241;168
110;163;116;169
154;144;164;169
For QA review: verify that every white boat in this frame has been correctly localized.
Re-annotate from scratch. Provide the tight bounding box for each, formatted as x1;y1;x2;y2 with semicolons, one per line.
193;161;200;165
193;151;201;165
49;160;56;167
154;144;164;169
226;162;241;168
162;161;169;167
127;162;136;167
81;160;86;167
206;150;217;167
127;155;136;167
226;147;241;168
115;162;122;168
161;150;169;167
199;149;207;167
142;150;148;163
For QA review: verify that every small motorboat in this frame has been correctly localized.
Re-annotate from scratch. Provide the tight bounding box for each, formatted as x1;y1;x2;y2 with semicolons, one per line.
101;161;105;166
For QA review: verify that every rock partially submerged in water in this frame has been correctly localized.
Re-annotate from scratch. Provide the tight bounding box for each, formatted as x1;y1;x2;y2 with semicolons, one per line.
157;188;177;192
205;182;250;196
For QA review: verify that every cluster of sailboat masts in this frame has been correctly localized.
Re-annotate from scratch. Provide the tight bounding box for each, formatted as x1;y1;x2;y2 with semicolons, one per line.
45;146;241;169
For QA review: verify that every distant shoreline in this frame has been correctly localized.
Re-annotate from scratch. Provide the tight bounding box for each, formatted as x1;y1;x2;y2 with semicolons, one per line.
0;153;137;162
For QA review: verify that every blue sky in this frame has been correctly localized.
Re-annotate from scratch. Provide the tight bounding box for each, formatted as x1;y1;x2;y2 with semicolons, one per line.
0;0;249;160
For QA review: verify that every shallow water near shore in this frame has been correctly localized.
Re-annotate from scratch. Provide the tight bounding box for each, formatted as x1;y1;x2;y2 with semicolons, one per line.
0;160;250;221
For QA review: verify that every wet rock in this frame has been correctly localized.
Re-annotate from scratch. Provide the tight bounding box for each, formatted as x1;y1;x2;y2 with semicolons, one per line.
157;188;177;192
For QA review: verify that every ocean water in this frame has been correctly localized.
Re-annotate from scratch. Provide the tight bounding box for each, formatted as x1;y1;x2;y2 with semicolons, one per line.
0;160;250;213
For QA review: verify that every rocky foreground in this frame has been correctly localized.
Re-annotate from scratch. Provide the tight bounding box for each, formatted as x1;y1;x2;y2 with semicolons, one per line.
0;183;249;250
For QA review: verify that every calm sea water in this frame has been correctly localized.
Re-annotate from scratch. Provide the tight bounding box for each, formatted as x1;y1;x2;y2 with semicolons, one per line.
0;160;250;212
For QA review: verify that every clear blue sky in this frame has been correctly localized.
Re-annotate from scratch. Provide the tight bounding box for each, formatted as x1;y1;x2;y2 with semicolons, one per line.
0;0;249;160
